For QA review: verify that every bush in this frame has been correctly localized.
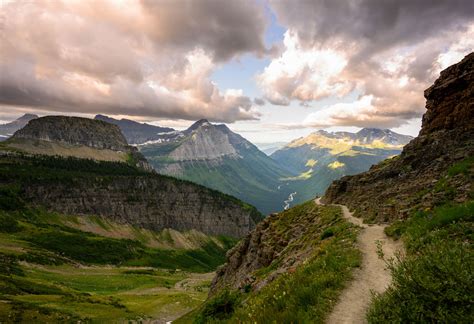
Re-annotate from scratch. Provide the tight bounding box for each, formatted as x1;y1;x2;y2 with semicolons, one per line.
0;212;22;233
321;228;335;239
368;243;473;323
369;202;474;323
195;290;240;323
0;186;24;211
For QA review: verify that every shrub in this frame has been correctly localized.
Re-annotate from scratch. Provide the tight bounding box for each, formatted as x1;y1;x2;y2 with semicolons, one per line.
195;290;240;323
368;202;474;323
321;228;335;240
0;212;22;233
368;243;473;323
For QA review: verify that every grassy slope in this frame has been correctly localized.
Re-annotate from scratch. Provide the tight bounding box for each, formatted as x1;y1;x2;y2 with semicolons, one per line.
178;155;294;215
179;201;362;323
367;156;474;322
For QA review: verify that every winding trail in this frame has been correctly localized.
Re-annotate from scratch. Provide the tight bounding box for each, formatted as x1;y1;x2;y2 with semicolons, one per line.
315;198;403;324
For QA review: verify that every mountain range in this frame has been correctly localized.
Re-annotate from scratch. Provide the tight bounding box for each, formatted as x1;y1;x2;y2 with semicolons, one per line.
94;114;174;144
271;128;413;204
3;111;414;214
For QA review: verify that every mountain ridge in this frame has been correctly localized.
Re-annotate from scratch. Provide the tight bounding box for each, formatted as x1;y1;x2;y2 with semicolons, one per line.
94;114;175;144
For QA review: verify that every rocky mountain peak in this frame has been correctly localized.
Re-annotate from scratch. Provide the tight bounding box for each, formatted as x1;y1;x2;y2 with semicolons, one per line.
168;120;239;161
421;52;474;135
17;113;39;122
186;119;212;133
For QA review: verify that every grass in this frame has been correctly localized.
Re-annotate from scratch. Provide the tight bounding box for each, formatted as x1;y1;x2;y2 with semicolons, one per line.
448;156;474;177
0;193;234;322
368;201;474;323
186;201;361;323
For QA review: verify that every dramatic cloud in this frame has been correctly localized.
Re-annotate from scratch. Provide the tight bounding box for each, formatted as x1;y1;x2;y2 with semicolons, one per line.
0;0;266;122
261;0;474;128
257;32;352;106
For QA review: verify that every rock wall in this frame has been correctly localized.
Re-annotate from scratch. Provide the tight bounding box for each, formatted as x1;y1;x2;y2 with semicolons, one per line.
21;174;260;238
323;53;474;222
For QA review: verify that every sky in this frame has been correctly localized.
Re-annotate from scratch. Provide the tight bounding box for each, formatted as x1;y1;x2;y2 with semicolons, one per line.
1;0;473;143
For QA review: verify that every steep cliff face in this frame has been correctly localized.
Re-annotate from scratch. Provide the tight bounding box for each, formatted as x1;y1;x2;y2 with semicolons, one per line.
421;53;474;135
0;153;262;238
324;53;474;222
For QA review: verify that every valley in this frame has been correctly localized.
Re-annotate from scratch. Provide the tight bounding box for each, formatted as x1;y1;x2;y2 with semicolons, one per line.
1;2;472;323
0;207;220;322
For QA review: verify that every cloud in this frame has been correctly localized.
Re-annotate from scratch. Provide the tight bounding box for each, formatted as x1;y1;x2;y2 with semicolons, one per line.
0;0;266;122
257;32;353;106
253;97;265;106
260;0;474;128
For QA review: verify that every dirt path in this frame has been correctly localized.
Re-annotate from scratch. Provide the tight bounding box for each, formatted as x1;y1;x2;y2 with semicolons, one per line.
315;199;403;324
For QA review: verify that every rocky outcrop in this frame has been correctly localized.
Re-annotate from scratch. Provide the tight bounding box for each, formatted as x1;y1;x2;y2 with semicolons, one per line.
324;53;474;222
421;53;474;135
210;202;346;295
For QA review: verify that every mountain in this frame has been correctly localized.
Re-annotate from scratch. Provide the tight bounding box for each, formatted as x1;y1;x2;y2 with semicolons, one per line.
185;53;473;324
323;52;474;222
4;115;151;170
94;114;175;144
0;113;38;141
139;119;296;214
271;128;413;204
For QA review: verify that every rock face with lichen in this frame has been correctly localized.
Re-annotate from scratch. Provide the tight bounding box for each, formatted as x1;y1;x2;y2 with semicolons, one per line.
323;53;474;222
